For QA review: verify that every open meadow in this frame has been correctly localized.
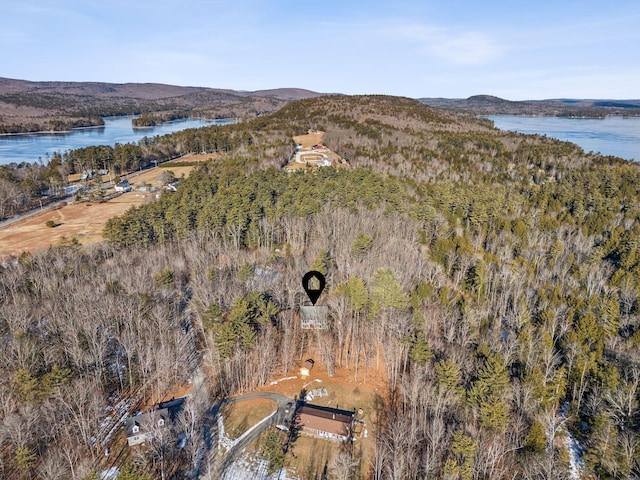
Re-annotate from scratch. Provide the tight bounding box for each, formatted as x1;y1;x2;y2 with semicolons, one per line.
0;154;212;258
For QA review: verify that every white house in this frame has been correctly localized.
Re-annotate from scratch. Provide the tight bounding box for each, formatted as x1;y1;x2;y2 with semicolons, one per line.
115;180;131;192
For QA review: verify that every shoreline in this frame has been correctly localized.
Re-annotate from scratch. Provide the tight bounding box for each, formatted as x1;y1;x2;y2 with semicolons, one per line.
0;115;236;138
480;113;640;120
0;123;105;137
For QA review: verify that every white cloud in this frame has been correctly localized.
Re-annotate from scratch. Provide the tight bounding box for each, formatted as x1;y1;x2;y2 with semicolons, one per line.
383;22;505;66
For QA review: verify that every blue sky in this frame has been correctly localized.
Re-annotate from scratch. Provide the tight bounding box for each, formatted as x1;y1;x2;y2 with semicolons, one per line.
1;0;639;99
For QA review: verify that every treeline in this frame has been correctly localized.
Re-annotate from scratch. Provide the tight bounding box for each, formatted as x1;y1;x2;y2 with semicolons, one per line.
3;95;640;478
104;164;405;247
0;158;69;219
0;116;104;134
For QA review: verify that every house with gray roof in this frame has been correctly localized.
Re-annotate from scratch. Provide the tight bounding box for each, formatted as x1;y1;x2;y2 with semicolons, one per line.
125;408;170;446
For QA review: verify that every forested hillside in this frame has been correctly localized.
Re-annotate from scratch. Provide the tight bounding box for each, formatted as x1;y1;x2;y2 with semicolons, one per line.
420;94;640;118
3;95;640;479
0;77;321;134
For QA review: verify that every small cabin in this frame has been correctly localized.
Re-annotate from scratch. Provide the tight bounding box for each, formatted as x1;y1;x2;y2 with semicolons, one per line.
300;305;328;330
300;359;314;378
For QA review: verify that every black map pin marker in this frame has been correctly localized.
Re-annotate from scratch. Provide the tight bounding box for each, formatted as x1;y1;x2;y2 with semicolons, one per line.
302;271;326;306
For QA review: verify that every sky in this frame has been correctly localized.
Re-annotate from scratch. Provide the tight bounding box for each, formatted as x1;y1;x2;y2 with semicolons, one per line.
1;0;639;100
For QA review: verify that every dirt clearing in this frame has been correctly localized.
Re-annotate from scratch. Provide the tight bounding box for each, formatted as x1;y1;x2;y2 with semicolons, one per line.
252;362;384;479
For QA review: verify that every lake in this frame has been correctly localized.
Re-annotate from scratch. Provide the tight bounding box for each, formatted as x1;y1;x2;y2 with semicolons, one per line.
487;115;640;162
0;116;233;165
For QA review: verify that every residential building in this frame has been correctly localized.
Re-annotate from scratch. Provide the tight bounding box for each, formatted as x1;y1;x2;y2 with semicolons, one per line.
125;408;170;446
295;404;355;442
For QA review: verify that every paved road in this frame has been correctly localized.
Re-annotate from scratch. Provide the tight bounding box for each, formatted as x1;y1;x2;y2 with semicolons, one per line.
0;196;72;229
211;392;295;477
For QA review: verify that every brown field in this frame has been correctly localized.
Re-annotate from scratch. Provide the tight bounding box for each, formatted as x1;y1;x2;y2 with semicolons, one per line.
293;131;325;148
0;192;154;258
222;398;277;440
287;131;345;171
0;158;214;259
128;164;195;184
172;152;217;163
287;435;339;478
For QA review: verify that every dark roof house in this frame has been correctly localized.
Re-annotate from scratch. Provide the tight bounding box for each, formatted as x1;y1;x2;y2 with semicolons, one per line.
125;408;170;446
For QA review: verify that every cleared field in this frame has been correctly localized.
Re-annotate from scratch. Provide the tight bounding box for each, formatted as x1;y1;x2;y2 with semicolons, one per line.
222;398;277;440
128;165;195;184
172;153;216;163
287;436;337;479
0;191;154;257
293;131;325;148
0;156;214;259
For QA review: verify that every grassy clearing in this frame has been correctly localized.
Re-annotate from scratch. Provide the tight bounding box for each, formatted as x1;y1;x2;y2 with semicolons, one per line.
221;398;276;440
287;435;337;479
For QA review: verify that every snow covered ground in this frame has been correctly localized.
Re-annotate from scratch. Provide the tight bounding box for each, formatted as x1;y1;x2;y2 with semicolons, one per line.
222;453;298;480
99;467;119;480
560;402;584;479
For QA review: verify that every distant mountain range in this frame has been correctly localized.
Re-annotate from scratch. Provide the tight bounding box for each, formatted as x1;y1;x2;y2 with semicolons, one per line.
2;76;639;134
0;77;323;133
419;94;640;117
0;77;322;102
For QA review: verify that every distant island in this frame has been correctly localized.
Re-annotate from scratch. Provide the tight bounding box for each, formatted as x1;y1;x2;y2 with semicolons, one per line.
131;112;190;128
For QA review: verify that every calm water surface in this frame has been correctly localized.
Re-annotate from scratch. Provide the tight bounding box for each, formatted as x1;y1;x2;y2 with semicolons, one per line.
487;115;640;162
0;116;233;165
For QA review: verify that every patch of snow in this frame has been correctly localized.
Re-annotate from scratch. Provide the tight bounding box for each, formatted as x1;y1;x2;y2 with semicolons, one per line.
99;467;119;480
222;452;298;480
94;394;139;447
559;402;583;480
269;376;297;385
565;434;583;480
217;413;233;452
